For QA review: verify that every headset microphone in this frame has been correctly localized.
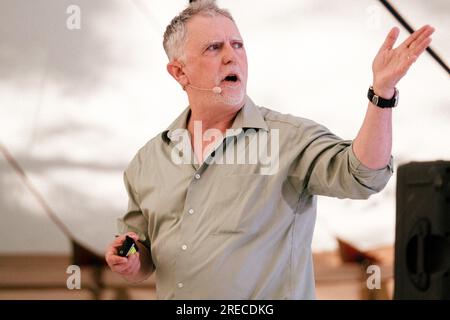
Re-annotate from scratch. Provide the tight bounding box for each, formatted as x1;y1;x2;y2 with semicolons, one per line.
187;84;222;94
212;87;222;94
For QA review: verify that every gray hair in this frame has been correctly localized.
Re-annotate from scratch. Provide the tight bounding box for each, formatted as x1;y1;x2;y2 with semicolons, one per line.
163;0;235;62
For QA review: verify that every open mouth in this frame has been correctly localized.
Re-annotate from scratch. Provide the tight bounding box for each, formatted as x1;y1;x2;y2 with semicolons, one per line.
221;73;240;85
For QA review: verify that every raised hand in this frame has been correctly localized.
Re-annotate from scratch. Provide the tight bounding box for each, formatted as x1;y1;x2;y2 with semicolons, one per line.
372;25;435;98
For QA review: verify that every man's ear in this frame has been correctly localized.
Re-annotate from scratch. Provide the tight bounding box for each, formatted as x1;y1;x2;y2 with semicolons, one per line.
167;60;189;89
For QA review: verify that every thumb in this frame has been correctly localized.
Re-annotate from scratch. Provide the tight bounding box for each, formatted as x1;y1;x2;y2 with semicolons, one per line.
125;231;140;242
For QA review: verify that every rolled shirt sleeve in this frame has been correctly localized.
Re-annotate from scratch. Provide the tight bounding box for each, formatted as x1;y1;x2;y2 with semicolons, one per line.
288;119;394;199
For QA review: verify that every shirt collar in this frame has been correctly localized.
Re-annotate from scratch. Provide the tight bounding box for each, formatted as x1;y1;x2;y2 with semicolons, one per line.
162;96;268;144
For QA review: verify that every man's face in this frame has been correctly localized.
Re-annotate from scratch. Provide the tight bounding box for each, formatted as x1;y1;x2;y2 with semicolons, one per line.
182;14;248;107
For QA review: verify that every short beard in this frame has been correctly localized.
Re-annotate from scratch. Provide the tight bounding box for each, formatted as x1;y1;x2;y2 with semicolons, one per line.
213;87;245;106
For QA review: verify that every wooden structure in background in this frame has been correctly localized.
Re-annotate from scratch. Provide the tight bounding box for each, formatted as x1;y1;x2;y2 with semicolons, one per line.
0;243;394;300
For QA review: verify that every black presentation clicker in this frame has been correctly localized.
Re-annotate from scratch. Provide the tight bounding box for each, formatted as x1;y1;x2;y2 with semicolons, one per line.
118;235;139;257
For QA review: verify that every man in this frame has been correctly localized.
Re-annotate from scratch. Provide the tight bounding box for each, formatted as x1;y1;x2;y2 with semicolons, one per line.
105;0;434;299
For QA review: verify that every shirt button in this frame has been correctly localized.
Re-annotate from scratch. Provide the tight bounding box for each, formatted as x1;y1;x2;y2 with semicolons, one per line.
188;209;194;215
177;282;184;288
194;173;201;180
181;244;188;251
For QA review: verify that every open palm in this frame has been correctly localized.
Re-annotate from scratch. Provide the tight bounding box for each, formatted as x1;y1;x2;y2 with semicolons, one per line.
372;25;434;98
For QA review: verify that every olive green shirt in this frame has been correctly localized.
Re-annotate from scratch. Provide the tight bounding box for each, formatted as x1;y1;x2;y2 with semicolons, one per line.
118;96;393;299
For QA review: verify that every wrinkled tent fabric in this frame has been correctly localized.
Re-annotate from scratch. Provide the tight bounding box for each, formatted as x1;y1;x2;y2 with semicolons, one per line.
0;0;449;255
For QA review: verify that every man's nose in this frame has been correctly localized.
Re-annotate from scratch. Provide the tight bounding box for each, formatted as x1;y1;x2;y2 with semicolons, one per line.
222;42;237;65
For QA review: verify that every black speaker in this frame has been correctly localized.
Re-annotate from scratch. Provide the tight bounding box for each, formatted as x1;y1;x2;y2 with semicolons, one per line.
395;161;450;299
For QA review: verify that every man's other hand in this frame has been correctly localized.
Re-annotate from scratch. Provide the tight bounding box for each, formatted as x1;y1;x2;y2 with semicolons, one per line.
105;232;141;278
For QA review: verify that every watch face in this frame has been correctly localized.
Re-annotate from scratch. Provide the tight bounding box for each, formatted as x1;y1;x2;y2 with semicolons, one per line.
372;95;379;105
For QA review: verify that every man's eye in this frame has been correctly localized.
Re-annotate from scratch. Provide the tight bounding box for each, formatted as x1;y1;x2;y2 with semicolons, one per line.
207;44;220;51
232;42;243;49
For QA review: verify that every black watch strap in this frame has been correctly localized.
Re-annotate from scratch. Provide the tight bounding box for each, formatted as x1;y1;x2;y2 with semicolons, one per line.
367;86;399;108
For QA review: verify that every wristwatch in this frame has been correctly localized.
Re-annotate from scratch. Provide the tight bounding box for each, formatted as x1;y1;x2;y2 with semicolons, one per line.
367;86;399;108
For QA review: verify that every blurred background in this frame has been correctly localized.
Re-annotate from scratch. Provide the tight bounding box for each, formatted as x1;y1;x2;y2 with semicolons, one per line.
0;0;448;299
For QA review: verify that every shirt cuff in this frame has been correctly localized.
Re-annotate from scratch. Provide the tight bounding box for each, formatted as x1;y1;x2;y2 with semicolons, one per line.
349;142;394;174
348;142;394;192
